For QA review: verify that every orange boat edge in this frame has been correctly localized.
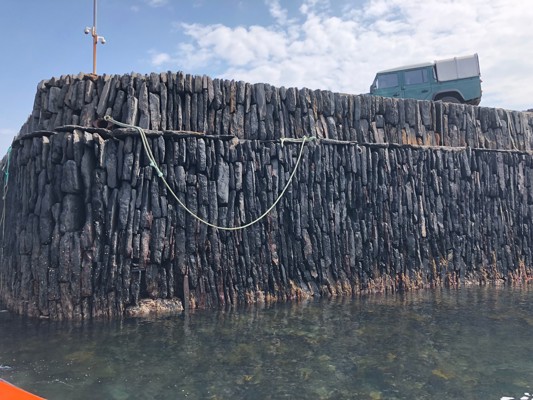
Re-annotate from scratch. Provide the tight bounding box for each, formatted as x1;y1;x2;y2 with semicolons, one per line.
0;379;46;400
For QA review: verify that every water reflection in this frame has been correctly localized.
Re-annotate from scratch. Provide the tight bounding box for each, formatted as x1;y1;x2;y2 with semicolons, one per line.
1;287;533;399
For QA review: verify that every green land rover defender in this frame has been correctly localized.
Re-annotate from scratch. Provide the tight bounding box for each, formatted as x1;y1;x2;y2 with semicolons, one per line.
369;54;482;105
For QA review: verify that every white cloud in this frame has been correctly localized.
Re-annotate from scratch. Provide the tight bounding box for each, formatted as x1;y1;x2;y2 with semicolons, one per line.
145;0;167;7
151;0;533;110
300;0;331;15
177;23;288;68
150;52;172;67
266;0;289;26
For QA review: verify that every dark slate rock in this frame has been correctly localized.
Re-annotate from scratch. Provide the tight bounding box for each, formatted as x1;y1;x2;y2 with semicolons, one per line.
184;74;194;94
48;268;60;301
80;204;94;251
420;101;432;127
175;165;186;193
193;75;203;94
59;194;85;233
322;91;335;117
80;97;97;127
96;78;112;117
255;83;266;121
124;94;138;125
61;159;82;194
50;132;66;164
384;98;399;125
108;76;119;105
39;184;54;244
80;252;94;298
326;117;337;140
248;104;259;139
217;161;230;204
299;88;310;115
72;130;84;165
138;82;150;129
184;93;192;131
286;87;297;113
64;81;77;110
149;72;161;93
75;80;86;110
150;218;166;264
84;79;95;104
404;98;417;127
149;93;161;131
122;152;134;181
118;182;132;230
212;79;223;110
150;179;162;218
191;93;198;132
48;86;62;113
197;139;207;172
160;82;168;131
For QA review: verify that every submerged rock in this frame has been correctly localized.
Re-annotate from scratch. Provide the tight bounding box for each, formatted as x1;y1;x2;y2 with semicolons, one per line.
125;298;183;317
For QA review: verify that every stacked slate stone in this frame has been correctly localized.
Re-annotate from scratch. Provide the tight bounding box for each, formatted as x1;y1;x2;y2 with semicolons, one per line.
21;72;533;149
1;72;533;319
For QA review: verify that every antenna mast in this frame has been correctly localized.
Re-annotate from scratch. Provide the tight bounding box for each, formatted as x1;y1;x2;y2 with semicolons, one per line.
84;0;106;75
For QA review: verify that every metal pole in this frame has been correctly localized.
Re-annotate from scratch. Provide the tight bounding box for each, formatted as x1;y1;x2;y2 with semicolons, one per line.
85;0;105;75
93;33;97;75
92;0;97;75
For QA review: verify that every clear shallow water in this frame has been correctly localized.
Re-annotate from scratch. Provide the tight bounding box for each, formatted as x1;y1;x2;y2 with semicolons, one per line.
1;287;533;399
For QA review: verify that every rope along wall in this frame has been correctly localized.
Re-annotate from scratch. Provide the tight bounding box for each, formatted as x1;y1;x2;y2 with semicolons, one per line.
104;115;316;231
1;146;12;238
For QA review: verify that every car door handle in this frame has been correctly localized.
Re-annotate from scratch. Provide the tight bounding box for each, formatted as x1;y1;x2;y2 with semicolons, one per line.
421;90;429;93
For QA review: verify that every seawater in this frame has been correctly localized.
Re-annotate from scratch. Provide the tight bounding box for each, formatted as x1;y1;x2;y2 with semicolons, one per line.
1;287;533;399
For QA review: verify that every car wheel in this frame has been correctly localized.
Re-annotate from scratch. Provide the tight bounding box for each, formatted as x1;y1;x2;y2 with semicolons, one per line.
439;96;461;104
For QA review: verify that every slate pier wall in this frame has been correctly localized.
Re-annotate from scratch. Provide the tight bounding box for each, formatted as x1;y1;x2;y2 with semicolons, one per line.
1;72;533;319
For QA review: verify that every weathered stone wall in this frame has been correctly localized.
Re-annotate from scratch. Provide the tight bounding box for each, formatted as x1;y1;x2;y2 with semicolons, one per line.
1;72;533;319
21;72;533;149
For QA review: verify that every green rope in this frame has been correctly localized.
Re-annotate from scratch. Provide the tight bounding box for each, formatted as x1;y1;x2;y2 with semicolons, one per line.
104;116;315;231
1;146;12;238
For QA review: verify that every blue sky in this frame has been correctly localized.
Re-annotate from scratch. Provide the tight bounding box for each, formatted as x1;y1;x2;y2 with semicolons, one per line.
1;0;532;157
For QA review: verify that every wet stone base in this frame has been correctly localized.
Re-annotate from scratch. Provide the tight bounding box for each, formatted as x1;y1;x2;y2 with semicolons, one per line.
125;298;183;317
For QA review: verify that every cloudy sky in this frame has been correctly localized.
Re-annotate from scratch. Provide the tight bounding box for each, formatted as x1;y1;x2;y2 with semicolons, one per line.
0;0;531;156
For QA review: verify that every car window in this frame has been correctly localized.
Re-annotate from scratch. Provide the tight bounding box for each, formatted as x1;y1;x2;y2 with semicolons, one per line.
377;73;399;89
404;69;428;85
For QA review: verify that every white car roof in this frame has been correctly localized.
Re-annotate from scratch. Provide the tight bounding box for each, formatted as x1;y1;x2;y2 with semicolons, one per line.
377;62;433;74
